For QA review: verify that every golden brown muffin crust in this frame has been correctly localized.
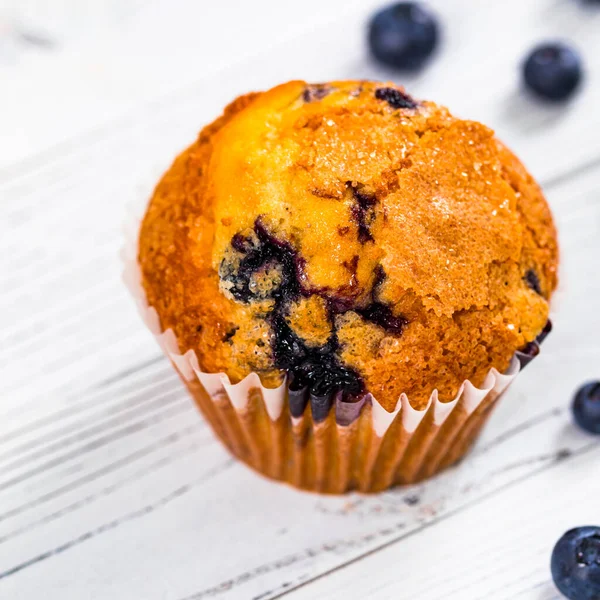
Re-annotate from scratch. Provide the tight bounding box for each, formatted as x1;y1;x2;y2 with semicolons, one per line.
138;81;558;410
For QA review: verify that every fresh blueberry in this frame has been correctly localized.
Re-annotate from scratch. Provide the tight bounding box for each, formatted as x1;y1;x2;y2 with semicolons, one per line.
368;2;439;70
523;43;583;101
551;526;600;600
572;382;600;435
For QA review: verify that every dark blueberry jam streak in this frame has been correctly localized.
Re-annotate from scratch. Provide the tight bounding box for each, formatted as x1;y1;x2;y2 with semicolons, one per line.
231;233;251;253
349;186;377;244
271;313;363;399
374;87;418;110
516;319;552;369
373;264;386;290
222;326;239;343
221;217;410;403
358;302;408;335
302;84;332;103
535;319;553;345
222;218;364;400
220;218;300;304
356;266;407;335
524;269;542;295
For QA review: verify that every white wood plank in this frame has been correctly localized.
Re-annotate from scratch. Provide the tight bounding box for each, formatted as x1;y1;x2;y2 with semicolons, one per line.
284;445;600;600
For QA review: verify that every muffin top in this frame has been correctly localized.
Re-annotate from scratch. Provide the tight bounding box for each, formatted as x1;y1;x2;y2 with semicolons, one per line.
138;80;558;411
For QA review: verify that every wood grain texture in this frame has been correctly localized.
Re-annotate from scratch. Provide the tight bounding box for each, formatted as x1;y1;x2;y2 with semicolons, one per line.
0;0;599;599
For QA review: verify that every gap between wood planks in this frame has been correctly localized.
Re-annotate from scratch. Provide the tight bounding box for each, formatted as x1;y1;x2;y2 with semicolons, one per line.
0;356;177;450
0;458;236;581
0;425;211;546
0;421;207;528
0;398;191;492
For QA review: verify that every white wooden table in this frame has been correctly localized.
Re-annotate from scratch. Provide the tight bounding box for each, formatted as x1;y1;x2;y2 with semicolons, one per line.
1;1;599;598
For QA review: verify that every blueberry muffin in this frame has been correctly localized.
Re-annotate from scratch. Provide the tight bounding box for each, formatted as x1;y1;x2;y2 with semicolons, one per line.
136;80;558;492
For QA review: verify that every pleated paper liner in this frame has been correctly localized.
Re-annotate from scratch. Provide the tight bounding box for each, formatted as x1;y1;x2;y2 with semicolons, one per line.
123;203;546;494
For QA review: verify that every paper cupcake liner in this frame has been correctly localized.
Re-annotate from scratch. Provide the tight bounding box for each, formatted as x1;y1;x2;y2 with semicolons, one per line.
123;201;535;493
